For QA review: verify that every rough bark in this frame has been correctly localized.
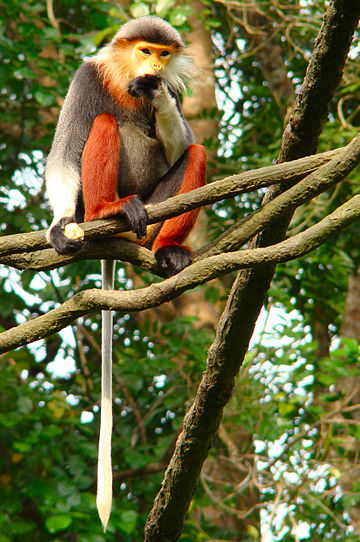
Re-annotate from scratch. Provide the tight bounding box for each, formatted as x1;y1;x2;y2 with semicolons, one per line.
341;272;360;341
144;2;360;540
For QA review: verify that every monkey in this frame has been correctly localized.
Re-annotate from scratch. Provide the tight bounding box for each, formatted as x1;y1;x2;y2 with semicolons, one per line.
45;16;206;530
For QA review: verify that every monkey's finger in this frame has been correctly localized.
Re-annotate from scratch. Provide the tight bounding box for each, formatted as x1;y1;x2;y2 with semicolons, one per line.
120;196;148;239
49;218;85;255
127;75;161;99
155;245;192;277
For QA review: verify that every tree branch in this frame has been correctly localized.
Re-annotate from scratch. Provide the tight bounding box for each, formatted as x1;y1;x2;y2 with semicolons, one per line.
144;1;360;540
2;138;355;282
1;135;360;355
0;146;345;273
2;192;360;355
197;134;360;258
0;147;341;261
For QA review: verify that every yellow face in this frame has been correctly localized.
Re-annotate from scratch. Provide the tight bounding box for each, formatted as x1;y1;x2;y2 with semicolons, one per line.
133;41;175;76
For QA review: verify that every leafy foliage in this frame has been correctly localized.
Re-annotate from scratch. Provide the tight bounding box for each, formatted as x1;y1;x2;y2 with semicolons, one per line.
1;0;360;540
0;315;211;540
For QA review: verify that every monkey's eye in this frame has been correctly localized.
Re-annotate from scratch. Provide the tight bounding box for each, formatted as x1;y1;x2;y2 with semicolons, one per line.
140;48;151;55
160;51;170;57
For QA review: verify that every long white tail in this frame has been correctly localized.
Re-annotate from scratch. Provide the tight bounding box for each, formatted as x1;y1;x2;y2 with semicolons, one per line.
97;259;115;531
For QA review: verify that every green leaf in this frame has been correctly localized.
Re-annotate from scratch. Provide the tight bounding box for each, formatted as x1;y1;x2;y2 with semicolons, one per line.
317;373;336;386
92;27;116;47
45;514;72;533
16;396;33;414
75;475;93;490
14;67;37;79
108;7;127;21
67;455;87;476
206;19;222;28
34;90;56;107
129;3;150;18
278;402;296;416
41;425;63;439
57;481;74;497
155;0;175;16
13;441;32;453
119;510;138;535
169;11;187;26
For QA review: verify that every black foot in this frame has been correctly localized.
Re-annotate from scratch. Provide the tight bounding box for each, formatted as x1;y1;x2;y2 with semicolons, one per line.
49;217;84;255
128;75;161;100
120;196;148;239
155;245;192;277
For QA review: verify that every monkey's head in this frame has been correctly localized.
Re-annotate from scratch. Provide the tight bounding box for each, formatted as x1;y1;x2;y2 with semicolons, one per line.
113;16;185;50
97;16;195;95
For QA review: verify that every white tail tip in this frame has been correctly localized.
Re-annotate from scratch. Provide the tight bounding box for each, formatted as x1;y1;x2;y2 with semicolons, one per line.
97;395;113;531
97;479;112;531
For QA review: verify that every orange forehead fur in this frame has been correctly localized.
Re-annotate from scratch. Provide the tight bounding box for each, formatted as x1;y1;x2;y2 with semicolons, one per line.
113;38;179;52
132;40;177;53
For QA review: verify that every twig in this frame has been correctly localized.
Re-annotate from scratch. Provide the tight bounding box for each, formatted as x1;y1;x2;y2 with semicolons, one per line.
200;471;261;519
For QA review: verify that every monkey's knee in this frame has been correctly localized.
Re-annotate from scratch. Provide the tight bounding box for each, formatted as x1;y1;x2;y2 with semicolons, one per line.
48;217;84;255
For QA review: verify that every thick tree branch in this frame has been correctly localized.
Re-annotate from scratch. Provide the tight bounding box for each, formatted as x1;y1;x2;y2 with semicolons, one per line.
1;136;360;357
0;146;345;273
1;193;360;355
197;134;360;258
1;239;162;274
144;2;360;540
0;147;340;261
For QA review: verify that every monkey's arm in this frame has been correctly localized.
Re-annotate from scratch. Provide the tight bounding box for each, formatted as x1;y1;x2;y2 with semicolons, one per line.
153;83;193;165
128;76;193;167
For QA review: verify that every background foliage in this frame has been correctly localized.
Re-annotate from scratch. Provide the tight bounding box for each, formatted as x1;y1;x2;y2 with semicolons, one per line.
1;0;360;540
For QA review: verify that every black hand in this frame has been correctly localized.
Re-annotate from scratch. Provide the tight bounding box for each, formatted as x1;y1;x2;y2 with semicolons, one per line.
155;246;192;277
128;75;161;99
49;217;84;255
120;196;148;239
